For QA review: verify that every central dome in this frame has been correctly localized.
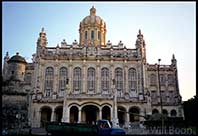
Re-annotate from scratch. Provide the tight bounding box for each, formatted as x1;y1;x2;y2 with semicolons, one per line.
81;6;105;26
79;6;107;46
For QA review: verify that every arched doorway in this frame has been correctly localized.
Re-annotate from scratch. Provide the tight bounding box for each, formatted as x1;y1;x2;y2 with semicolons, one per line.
55;107;63;122
40;106;52;128
162;109;168;117
102;106;111;120
170;109;177;117
82;105;99;124
118;107;126;126
152;109;159;115
129;107;140;122
70;106;78;123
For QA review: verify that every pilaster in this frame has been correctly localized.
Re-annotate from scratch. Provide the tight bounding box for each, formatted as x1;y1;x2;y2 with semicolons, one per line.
96;61;101;94
82;62;87;93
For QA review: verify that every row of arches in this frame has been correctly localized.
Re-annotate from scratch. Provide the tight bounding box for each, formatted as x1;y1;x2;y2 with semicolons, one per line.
152;109;177;117
39;105;141;128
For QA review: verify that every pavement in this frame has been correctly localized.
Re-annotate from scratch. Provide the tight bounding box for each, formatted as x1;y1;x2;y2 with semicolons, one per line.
31;128;48;135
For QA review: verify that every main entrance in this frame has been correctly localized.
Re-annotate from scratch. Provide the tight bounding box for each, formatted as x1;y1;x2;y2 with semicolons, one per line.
82;105;99;124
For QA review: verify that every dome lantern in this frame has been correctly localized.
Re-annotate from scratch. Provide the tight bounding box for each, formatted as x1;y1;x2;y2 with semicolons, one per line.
90;6;96;16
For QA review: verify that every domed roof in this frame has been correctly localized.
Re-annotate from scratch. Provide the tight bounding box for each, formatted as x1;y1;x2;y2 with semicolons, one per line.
8;52;27;64
80;6;106;26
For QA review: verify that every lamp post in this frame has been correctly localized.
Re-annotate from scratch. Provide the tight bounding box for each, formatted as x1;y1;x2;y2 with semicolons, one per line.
157;59;164;133
62;78;69;122
112;79;119;128
16;113;21;135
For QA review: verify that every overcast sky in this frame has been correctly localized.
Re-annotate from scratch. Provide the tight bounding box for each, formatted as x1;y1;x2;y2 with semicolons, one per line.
2;2;196;101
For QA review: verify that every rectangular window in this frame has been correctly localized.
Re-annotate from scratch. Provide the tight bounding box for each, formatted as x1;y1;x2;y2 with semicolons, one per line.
98;31;101;40
85;31;88;40
91;30;94;40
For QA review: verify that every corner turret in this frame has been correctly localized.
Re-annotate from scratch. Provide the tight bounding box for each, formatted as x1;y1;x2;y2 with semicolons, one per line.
6;52;27;81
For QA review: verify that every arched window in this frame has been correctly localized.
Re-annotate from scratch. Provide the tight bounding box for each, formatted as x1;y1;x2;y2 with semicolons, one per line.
161;91;167;103
87;67;95;92
150;74;157;86
151;90;158;104
98;31;101;40
85;31;88;40
73;67;82;92
160;74;166;86
115;68;123;91
168;74;174;85
25;73;32;83
44;67;54;97
101;68;109;92
59;67;68;92
128;68;137;91
91;30;94;40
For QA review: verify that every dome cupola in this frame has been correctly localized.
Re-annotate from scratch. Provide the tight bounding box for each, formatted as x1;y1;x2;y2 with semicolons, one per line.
79;6;106;47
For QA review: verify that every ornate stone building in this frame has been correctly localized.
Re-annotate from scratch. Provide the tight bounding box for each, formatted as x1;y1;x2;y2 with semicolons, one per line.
2;7;183;128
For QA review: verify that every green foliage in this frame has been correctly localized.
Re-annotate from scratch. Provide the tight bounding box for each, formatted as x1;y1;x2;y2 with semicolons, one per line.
183;96;198;126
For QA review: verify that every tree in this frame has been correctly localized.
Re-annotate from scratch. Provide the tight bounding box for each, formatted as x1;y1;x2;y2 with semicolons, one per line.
183;96;198;127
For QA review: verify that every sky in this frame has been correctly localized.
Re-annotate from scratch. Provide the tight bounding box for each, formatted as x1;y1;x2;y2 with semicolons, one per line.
2;2;196;101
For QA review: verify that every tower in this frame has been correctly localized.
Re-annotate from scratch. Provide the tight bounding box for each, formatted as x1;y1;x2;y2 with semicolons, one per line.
171;54;177;67
79;6;107;46
135;29;146;63
6;52;27;81
37;27;48;47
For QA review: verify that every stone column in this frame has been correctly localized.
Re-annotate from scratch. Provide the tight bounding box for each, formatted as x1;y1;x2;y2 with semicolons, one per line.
78;108;82;123
37;110;41;128
99;108;102;120
112;85;119;128
51;108;55;122
111;107;113;121
62;104;69;122
126;110;130;127
62;90;70;122
139;109;145;121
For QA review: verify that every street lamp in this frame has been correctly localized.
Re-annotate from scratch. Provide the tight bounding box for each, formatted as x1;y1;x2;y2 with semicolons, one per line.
16;113;21;135
157;59;164;132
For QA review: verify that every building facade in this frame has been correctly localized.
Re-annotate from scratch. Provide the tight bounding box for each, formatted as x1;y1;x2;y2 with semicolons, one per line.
2;7;183;128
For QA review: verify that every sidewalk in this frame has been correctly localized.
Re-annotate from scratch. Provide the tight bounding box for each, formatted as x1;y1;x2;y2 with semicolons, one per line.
31;128;47;135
